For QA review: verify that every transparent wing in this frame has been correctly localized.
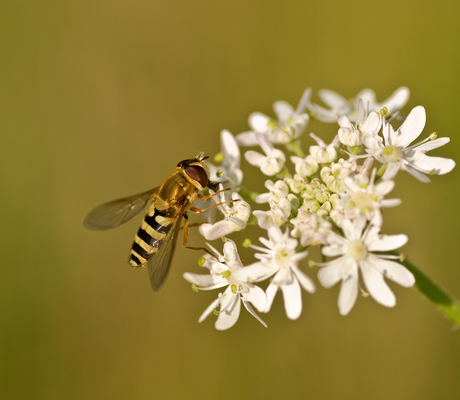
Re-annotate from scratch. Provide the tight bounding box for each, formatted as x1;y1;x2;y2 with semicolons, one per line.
147;213;183;291
84;188;159;230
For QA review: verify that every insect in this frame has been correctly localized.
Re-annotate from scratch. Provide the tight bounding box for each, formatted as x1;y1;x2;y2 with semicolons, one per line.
84;152;230;291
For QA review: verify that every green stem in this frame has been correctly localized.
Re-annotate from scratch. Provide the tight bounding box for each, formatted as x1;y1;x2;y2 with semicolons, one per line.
400;256;460;327
285;139;305;158
375;163;387;182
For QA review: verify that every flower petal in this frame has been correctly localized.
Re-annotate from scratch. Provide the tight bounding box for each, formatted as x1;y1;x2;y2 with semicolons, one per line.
265;282;278;313
244;150;265;167
198;298;220;323
317;256;349;288
249;112;270;132
291;265;315;293
338;264;359;315
242;284;266;312
281;275;302;320
367;255;415;287
367;233;408;252
397;106;426;148
360;260;396;307
410;154;456;175
215;294;241;330
273;100;294;122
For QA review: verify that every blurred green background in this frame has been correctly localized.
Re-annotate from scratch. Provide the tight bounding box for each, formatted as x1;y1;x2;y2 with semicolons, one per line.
1;1;460;399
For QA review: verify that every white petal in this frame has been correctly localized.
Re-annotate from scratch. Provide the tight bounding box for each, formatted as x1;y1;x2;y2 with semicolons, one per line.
291;265;315;293
273;100;294;122
243;284;266;312
244;150;265;167
414;137;450;152
338;115;353;129
379;87;410;113
183;272;221;287
367;255;415;287
322;244;346;258
374;179;395;196
232;263;278;282
281;275;302;320
361;112;382;135
380;198;402;208
215;294;241;330
198;298;220;323
403;164;431;182
382;161;401;180
397;106;426;148
360;260;396;307
242;301;267;327
235;131;259;146
318;89;349;109
221;130;240;161
249;112;271;132
201;220;235;240
367;233;408;252
356;89;376;110
410;154;456;175
317;256;349;288
307;102;340;123
338;265;359;315
265;282;278;312
295;87;312;115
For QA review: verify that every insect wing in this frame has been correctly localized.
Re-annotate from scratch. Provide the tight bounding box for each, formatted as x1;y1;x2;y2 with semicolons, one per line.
84;188;159;230
147;213;183;291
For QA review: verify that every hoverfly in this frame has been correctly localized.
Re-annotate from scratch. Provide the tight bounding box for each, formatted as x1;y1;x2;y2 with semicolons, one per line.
84;152;230;291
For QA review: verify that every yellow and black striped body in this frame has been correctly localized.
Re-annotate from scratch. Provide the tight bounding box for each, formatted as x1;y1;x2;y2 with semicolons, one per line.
128;172;199;268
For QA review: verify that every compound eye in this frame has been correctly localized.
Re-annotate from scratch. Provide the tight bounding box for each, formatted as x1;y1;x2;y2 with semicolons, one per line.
184;165;208;187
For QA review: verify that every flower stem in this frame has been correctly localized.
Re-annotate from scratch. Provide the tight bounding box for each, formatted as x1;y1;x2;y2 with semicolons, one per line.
285;139;305;158
401;256;460;327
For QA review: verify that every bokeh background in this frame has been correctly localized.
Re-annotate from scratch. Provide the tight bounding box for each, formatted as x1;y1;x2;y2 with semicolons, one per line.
1;1;460;399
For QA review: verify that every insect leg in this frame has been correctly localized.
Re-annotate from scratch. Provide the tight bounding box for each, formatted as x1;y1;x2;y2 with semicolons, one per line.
198;187;231;199
190;198;239;214
182;213;213;255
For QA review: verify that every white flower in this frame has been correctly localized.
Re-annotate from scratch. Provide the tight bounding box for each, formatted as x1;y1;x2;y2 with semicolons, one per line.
318;218;415;315
241;226;315;320
338;98;382;147
308;87;410;123
290;211;332;246
364;106;455;182
255;180;289;206
183;240;267;330
253;197;293;229
308;133;339;164
290;155;319;178
244;134;286;176
338;169;401;226
236;88;311;145
207;129;243;190
199;188;250;240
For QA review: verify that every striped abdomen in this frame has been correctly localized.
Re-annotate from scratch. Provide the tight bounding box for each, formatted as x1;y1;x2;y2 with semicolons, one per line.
129;206;174;267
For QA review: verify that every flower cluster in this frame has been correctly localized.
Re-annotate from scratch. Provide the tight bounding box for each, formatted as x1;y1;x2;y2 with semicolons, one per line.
184;87;455;330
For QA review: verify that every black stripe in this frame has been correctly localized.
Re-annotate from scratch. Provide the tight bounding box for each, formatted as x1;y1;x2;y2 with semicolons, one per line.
137;228;154;246
144;213;172;235
132;242;151;260
130;253;142;265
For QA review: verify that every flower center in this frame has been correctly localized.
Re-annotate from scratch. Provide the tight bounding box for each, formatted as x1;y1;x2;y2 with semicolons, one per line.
350;191;373;212
381;145;403;162
346;240;368;261
275;248;291;269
